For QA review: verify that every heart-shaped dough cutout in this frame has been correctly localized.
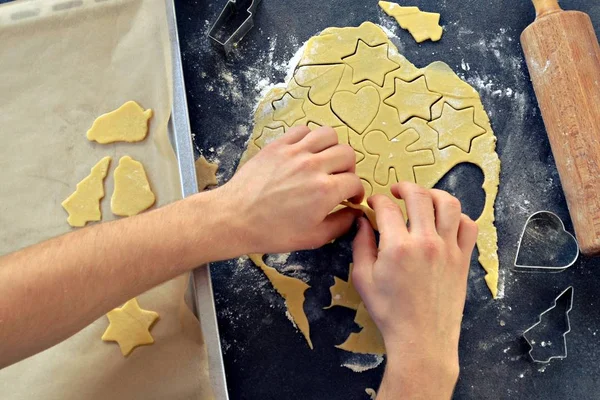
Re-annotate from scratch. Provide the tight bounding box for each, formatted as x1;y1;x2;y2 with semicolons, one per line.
514;211;579;272
331;86;380;134
295;64;345;105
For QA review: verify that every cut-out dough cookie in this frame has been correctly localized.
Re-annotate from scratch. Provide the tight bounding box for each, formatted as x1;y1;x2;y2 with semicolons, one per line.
295;64;345;105
363;129;435;185
240;22;500;350
61;156;111;227
384;76;442;123
111;156;156;217
195;156;218;191
342;41;399;86
324;264;362;310
249;254;313;349
101;298;159;356
337;302;385;355
428;103;486;152
331;87;380;134
255;126;286;149
379;1;443;43
273;93;305;126
87;101;153;144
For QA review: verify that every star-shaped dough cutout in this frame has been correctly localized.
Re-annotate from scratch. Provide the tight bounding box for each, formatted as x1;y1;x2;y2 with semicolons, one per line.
102;298;159;356
342;41;399;86
195;156;219;191
255;126;286;149
273;93;306;126
384;76;442;123
428;103;486;152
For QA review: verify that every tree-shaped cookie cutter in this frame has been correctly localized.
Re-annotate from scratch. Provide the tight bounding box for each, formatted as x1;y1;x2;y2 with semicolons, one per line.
523;286;574;363
513;211;579;272
208;0;262;52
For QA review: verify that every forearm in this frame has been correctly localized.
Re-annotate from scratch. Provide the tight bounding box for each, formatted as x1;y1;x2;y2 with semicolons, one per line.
0;188;244;367
377;353;459;400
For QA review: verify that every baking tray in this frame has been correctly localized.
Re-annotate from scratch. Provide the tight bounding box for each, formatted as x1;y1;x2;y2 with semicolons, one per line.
165;1;229;399
0;0;227;397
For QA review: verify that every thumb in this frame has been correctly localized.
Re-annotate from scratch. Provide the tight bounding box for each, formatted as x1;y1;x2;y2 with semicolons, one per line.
311;207;357;247
352;217;377;293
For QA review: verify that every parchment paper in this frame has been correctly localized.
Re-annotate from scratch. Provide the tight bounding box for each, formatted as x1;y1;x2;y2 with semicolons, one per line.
0;0;212;398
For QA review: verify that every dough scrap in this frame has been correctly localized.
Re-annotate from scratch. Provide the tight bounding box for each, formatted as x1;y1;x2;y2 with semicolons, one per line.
337;302;385;355
86;101;153;144
101;298;159;356
324;264;362;310
379;1;443;43
240;22;501;299
195;156;218;191
249;254;313;349
365;388;377;399
61;156;111;227
111;156;156;217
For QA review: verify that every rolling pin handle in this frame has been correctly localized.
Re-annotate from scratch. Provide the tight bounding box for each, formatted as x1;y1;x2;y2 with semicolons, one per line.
532;0;563;18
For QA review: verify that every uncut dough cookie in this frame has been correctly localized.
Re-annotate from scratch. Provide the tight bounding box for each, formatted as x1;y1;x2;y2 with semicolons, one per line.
102;298;159;356
240;22;501;299
87;101;153;144
61;156;111;227
111;156;156;217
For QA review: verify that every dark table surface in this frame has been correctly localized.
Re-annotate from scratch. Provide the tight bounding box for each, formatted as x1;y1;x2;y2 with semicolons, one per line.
174;0;600;399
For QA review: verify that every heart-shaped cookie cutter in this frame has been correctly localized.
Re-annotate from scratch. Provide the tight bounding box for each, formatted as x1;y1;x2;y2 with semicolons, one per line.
513;211;579;272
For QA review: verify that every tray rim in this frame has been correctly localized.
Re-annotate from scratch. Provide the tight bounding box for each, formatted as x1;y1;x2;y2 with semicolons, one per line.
165;0;229;398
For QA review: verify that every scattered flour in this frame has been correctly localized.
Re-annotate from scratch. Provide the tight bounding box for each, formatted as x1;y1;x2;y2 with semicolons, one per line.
342;354;385;373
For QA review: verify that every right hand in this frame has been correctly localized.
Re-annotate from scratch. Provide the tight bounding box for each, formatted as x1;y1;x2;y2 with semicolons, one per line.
220;126;364;255
351;182;478;392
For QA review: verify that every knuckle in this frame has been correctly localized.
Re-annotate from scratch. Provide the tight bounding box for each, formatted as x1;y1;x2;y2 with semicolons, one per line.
315;175;333;196
446;196;462;212
419;235;442;258
297;154;318;171
411;186;431;200
390;242;409;259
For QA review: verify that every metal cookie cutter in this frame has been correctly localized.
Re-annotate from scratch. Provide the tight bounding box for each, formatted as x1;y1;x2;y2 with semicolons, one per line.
514;211;579;272
208;0;262;52
523;286;574;363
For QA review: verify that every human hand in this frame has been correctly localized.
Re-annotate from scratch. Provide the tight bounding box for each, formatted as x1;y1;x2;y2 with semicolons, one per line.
220;126;363;255
351;182;478;397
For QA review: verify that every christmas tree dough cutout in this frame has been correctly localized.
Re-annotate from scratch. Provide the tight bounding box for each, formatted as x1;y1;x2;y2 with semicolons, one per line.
379;1;443;43
87;101;153;144
61;156;111;227
102;298;159;356
111;156;156;217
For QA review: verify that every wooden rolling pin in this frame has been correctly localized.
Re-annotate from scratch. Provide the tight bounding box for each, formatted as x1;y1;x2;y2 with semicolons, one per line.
521;0;600;255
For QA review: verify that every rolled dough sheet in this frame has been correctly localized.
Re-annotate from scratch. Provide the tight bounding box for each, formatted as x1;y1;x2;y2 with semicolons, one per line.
0;1;212;399
240;22;501;299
